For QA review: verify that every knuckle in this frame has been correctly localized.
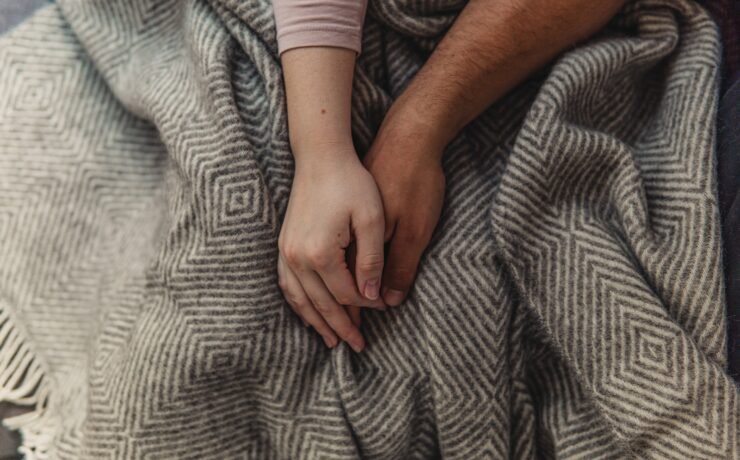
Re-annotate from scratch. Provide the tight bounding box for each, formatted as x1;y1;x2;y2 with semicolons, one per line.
391;266;414;277
388;266;415;285
335;294;354;306
286;297;301;311
282;245;301;267
283;292;302;308
305;245;331;269
358;209;384;228
277;277;290;292
312;323;329;335
357;253;383;272
400;228;426;244
313;299;333;314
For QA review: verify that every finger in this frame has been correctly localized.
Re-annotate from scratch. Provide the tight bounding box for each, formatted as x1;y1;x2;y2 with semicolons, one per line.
278;256;338;348
381;223;428;307
314;248;386;309
352;210;385;301
297;269;366;352
347;306;361;328
279;255;312;326
345;245;363;330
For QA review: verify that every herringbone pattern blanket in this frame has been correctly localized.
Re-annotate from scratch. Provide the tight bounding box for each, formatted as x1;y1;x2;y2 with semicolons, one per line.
0;0;736;458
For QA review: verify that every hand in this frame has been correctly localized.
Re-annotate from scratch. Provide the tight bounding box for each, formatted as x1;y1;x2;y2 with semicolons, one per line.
363;104;446;307
278;145;386;352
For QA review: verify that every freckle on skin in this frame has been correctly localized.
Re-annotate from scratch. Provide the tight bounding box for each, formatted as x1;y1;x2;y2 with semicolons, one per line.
321;109;326;114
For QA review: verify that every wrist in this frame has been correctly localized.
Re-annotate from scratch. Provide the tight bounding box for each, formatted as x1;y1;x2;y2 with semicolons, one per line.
377;98;451;165
288;120;354;155
385;90;460;161
287;102;355;156
292;140;360;172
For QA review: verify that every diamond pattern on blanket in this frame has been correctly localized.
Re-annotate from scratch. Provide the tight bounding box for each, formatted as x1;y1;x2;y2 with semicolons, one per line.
0;0;736;459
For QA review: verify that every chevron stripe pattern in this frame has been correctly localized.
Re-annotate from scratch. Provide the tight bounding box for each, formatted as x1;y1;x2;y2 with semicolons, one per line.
0;0;736;458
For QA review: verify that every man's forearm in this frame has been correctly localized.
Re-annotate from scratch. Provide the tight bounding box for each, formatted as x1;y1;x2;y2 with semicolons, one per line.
394;0;627;156
364;0;628;308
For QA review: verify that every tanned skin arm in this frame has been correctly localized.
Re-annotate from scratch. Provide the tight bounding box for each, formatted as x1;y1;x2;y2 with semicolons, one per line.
365;0;628;307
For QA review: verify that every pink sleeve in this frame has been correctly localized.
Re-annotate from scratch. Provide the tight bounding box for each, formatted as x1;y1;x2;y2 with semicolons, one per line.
273;0;369;55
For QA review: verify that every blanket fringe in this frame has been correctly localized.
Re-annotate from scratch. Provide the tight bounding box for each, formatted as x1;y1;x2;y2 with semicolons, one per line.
0;308;54;459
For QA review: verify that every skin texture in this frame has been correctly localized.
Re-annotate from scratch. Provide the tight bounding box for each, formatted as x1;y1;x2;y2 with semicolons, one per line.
279;0;627;349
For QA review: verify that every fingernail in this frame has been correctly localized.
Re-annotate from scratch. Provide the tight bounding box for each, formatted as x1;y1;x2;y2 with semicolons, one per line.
350;339;365;353
364;279;379;300
323;335;337;348
383;289;405;306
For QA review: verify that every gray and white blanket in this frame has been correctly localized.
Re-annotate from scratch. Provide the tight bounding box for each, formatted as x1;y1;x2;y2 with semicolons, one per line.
0;0;737;458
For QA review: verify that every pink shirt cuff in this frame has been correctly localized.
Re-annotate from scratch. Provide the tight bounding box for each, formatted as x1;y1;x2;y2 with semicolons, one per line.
273;0;368;55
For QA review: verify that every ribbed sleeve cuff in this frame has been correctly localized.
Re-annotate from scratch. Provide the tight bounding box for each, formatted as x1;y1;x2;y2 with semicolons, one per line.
277;28;362;55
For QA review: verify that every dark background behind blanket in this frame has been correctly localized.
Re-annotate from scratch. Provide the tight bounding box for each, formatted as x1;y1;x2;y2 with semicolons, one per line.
0;0;737;457
705;0;740;382
0;0;47;34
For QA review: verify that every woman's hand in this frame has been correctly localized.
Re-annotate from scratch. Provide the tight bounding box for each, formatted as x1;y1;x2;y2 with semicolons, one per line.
278;47;386;352
364;102;446;307
278;144;386;352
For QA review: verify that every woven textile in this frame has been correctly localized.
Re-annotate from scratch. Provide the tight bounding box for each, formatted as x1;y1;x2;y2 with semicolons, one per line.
0;0;737;458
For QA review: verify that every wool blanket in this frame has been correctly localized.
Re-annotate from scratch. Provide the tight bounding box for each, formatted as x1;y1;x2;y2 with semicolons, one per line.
0;0;737;458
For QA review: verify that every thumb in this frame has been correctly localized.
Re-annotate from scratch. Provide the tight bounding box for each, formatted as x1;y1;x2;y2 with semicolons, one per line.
352;211;385;301
381;223;427;307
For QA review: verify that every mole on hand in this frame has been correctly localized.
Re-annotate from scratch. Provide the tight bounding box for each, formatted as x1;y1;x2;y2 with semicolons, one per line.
321;108;326;114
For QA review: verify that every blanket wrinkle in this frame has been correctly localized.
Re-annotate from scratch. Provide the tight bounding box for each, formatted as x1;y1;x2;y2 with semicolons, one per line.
0;0;736;458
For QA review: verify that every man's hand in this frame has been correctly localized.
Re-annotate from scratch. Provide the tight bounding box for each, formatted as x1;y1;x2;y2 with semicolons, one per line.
356;0;626;306
363;103;446;307
279;146;386;352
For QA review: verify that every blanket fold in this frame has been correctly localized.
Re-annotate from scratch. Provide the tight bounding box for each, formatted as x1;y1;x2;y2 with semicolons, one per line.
0;0;736;458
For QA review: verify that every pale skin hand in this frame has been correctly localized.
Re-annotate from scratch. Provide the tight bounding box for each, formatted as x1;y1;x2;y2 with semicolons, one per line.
366;0;628;307
278;47;386;352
